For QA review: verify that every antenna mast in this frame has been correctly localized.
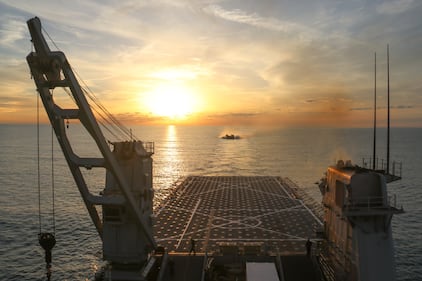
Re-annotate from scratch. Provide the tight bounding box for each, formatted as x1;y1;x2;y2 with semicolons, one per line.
387;44;390;174
373;52;377;170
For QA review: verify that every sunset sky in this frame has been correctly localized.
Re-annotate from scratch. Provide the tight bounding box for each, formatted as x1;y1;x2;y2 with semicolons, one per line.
0;0;421;127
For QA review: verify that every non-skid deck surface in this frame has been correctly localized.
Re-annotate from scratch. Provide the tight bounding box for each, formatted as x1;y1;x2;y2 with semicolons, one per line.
154;176;321;255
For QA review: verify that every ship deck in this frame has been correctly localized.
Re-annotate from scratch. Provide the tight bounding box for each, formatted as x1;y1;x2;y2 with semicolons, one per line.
154;176;322;256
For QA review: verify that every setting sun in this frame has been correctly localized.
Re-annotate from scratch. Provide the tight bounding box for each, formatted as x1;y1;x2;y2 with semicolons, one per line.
144;82;197;119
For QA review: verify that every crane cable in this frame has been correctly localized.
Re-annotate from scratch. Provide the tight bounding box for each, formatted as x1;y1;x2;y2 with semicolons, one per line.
36;93;57;234
50;119;56;234
41;25;137;142
36;93;56;281
37;92;41;234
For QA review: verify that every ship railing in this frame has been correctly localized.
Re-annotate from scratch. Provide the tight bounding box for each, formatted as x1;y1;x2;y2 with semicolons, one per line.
108;140;155;155
143;141;154;155
361;157;402;181
344;194;402;212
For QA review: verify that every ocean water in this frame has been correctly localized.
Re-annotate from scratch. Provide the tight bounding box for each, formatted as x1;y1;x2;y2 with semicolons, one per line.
0;124;421;280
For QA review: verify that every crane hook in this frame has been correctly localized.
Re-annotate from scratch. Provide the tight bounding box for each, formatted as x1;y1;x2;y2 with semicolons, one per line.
39;232;56;280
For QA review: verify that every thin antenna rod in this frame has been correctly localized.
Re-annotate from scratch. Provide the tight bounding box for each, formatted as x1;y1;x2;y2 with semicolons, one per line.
373;52;377;170
387;44;390;174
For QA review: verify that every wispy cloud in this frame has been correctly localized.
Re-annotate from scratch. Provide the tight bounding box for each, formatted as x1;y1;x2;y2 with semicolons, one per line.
351;105;414;111
0;14;27;47
376;0;415;15
202;4;315;40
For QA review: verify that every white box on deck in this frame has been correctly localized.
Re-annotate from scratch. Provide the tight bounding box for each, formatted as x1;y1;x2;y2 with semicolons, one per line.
246;262;280;281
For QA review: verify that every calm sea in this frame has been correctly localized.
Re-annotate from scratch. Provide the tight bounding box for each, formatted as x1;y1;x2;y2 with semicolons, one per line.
0;124;421;280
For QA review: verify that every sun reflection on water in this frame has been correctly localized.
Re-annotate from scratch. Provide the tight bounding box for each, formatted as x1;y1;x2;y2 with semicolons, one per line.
153;125;182;209
164;125;178;161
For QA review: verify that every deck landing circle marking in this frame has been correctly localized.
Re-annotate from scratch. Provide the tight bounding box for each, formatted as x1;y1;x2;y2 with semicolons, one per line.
211;217;261;229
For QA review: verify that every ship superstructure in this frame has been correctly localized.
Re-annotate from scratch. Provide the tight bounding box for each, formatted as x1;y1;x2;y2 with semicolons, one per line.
319;160;404;281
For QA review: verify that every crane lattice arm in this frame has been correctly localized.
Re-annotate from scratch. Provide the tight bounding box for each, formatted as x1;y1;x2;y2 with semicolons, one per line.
26;17;156;266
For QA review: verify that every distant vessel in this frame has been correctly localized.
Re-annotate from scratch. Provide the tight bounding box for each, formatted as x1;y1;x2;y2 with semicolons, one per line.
221;134;241;139
26;17;404;281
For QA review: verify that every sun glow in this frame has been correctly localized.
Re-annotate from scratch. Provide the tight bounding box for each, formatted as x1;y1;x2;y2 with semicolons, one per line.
144;82;197;119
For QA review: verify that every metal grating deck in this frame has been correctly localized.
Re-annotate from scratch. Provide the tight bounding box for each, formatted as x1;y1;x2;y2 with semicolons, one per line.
154;176;322;255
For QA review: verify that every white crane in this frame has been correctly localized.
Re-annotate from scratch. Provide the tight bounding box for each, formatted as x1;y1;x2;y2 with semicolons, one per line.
27;17;158;280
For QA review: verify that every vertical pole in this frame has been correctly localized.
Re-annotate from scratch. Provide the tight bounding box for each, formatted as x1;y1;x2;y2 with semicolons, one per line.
373;52;377;170
37;95;42;234
387;44;390;175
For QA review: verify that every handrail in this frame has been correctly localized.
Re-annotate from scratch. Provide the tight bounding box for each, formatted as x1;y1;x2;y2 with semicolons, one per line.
362;157;402;179
143;141;155;154
344;194;401;210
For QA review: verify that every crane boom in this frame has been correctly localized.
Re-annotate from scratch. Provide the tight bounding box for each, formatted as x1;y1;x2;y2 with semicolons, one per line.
26;17;156;268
